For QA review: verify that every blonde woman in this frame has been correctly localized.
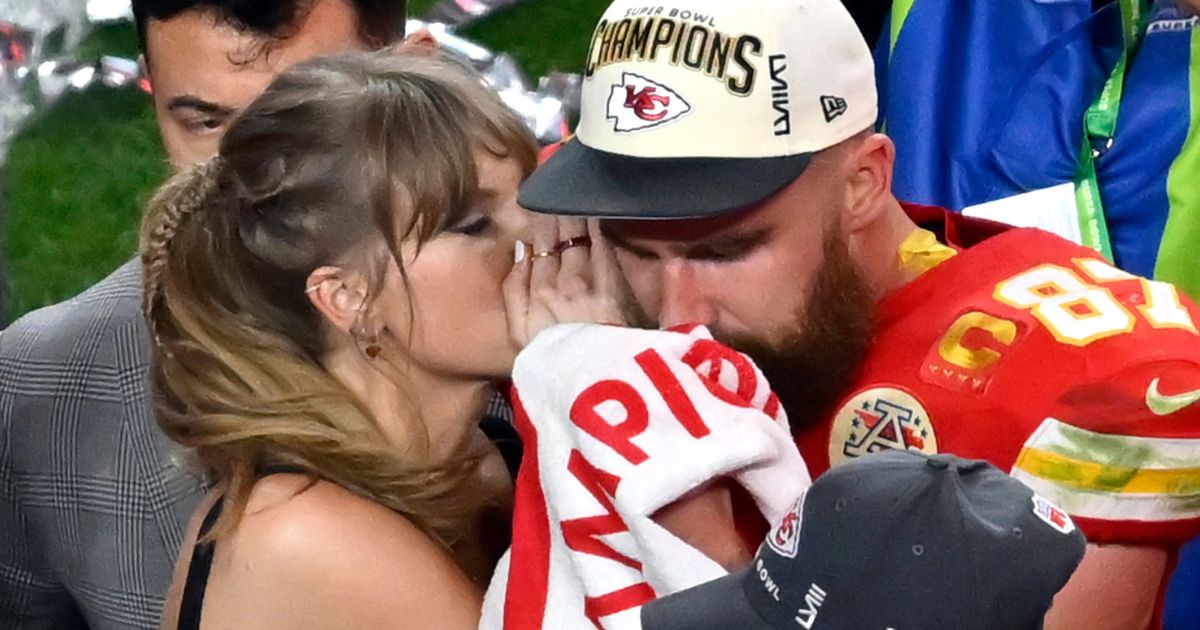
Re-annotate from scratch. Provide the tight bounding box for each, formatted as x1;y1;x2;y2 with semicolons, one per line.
142;50;620;629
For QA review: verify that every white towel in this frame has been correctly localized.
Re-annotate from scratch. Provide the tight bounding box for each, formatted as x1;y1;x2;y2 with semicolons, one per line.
481;324;811;629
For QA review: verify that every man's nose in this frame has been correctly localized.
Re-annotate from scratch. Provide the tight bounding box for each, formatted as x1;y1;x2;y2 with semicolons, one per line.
658;261;716;329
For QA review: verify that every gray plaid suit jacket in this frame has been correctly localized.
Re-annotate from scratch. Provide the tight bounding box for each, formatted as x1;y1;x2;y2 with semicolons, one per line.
0;260;205;630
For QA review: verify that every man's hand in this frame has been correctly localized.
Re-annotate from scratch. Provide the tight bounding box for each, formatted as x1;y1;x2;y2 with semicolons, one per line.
651;478;765;571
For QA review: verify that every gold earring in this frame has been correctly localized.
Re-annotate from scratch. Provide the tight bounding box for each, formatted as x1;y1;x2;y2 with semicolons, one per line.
352;296;380;358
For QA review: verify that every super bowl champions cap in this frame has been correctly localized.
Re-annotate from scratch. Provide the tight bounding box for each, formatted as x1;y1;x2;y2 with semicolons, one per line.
518;0;877;219
641;451;1087;630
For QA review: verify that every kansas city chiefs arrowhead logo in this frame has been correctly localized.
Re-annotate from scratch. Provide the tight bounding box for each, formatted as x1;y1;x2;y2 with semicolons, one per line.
606;72;691;133
764;491;806;559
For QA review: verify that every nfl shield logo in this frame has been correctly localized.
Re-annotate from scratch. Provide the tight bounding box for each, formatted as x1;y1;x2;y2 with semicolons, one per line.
1031;494;1076;534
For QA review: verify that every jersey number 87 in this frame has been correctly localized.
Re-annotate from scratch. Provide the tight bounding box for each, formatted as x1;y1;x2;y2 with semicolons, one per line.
994;258;1197;347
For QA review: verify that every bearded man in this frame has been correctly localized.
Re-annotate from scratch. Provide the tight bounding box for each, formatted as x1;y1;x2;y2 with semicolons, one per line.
518;0;1200;627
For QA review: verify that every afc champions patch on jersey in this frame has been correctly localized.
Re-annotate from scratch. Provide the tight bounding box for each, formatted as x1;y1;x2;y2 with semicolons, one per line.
828;387;938;467
764;491;806;559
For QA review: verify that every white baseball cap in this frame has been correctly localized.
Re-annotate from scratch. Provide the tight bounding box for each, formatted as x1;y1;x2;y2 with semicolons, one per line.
518;0;877;218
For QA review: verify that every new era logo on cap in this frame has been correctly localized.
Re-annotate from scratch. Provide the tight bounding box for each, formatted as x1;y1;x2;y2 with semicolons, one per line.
607;72;692;132
820;95;847;122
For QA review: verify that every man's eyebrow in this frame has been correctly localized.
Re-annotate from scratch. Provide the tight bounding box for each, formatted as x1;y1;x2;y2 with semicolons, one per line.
598;221;625;244
600;222;772;257
693;228;771;249
599;221;644;249
600;222;659;257
680;227;772;257
166;96;235;116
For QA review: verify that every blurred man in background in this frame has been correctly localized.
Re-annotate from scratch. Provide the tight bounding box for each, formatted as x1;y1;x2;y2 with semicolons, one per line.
0;1;407;628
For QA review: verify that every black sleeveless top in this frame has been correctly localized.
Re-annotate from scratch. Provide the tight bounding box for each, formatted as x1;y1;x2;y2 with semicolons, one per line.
174;416;522;630
176;492;224;630
176;464;303;630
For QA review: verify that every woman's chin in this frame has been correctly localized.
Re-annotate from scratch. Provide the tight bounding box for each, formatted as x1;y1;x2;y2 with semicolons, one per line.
473;349;519;383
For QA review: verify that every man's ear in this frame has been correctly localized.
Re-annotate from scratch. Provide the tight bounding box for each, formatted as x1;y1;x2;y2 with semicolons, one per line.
138;54;152;93
306;266;369;336
392;29;438;56
843;132;895;234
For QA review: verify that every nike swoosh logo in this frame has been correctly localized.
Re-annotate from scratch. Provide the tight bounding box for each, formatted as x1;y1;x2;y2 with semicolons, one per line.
1146;378;1200;416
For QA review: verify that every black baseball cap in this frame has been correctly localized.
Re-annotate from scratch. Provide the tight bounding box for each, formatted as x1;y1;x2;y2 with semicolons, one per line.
517;0;878;219
641;451;1087;630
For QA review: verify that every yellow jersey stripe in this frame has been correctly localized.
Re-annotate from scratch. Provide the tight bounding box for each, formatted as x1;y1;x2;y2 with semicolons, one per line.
1024;417;1200;470
1014;447;1200;495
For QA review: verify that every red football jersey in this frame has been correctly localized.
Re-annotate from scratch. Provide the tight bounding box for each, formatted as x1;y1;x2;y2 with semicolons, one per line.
794;227;1200;546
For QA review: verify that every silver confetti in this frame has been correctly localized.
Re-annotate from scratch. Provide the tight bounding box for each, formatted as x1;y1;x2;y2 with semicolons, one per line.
537;71;583;121
408;19;495;64
421;0;534;28
411;18;572;144
498;88;567;144
485;53;533;93
97;55;139;87
1;6;578;164
0;0;90;68
0;91;35;165
1;20;39;164
86;0;132;23
0;0;93;164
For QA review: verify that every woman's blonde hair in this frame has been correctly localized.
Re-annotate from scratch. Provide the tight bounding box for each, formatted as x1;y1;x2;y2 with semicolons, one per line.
140;50;536;578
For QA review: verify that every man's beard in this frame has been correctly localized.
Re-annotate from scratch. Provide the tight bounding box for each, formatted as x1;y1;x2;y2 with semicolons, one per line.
714;229;875;434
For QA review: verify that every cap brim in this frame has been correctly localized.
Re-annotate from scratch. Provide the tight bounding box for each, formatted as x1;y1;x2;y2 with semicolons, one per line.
519;139;813;219
640;570;775;630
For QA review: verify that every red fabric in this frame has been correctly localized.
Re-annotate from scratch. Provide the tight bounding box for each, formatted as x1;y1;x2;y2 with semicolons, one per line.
538;139;568;165
503;390;552;630
902;201;1012;248
794;223;1200;546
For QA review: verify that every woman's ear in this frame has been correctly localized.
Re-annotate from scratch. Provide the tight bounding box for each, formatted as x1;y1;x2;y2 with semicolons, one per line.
306;266;369;336
842;132;896;234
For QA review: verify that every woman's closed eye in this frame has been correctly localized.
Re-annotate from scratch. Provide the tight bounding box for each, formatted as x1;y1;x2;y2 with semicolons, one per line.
449;214;494;237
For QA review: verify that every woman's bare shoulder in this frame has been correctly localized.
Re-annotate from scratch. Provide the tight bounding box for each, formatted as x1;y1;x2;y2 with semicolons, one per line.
198;475;483;629
233;474;439;562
